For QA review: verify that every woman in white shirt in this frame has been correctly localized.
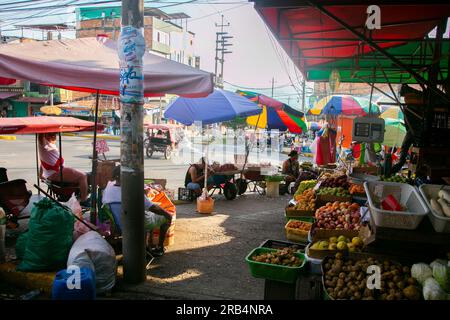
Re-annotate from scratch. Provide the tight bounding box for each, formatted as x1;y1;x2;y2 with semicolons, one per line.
38;133;89;204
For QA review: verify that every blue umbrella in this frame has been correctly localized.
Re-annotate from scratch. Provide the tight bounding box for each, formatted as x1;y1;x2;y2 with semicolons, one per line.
164;89;261;125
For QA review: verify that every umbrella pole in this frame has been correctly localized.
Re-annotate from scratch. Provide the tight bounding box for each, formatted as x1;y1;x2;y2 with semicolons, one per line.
58;132;63;183
90;90;100;224
35;134;40;196
204;127;209;198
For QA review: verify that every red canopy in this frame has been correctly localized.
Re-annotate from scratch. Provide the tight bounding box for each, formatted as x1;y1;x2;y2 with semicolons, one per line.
0;37;213;97
253;1;450;77
0;116;104;134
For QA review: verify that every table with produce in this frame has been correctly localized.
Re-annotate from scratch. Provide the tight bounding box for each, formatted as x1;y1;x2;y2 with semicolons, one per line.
245;163;450;300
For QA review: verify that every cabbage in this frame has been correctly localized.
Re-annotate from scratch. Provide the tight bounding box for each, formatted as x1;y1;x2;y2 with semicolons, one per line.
432;263;450;293
430;259;448;270
411;263;433;284
423;278;448;300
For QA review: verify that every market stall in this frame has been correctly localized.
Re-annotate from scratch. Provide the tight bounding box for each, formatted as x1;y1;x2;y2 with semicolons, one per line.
245;158;450;300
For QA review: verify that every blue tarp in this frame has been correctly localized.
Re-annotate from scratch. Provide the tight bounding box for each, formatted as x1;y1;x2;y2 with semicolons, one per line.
164;89;261;125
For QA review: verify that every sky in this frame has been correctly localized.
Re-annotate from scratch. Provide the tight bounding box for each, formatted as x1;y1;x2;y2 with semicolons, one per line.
0;0;313;110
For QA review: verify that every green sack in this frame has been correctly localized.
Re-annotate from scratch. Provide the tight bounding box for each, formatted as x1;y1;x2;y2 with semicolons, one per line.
15;231;28;260
17;198;74;272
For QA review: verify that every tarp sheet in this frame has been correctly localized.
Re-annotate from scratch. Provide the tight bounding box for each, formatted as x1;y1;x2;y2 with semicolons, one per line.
0;37;213;97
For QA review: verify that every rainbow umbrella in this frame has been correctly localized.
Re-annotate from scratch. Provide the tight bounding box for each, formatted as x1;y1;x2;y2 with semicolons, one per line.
380;107;404;120
237;90;307;133
313;95;380;116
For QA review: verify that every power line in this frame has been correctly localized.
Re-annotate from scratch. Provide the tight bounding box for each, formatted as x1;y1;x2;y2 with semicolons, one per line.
224;80;297;91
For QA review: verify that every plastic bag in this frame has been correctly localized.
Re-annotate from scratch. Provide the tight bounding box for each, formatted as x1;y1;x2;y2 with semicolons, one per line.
17;198;74;271
61;193;92;240
67;231;117;294
61;193;82;217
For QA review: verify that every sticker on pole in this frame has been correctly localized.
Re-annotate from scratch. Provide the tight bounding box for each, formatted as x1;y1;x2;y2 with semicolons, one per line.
118;26;146;104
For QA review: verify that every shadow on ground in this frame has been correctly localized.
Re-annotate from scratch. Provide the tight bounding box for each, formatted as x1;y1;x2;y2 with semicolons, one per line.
112;193;290;300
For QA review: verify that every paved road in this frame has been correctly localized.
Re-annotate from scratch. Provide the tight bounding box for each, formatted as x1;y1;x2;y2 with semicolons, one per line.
0;135;189;192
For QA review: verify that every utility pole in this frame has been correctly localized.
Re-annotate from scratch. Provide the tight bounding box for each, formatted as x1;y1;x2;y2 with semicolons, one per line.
214;15;232;88
271;77;275;97
119;0;146;284
302;80;306;112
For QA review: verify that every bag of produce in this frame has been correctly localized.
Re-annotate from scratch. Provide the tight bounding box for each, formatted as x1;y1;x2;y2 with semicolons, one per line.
432;263;450;293
411;263;433;285
67;231;117;294
17;198;74;271
423;277;449;300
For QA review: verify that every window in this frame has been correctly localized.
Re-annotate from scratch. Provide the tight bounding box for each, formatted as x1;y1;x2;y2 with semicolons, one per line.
157;32;160;42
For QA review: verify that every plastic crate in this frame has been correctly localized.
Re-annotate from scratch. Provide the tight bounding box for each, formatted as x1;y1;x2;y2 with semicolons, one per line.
178;187;194;201
285;219;312;243
259;239;306;252
363;181;429;230
419;184;450;233
284;214;315;224
245;247;306;284
304;243;322;275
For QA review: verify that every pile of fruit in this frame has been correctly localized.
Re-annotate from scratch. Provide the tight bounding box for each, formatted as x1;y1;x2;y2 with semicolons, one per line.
300;161;313;170
379;175;410;184
296;170;318;183
319;174;350;189
349;184;365;195
323;253;421;300
310;236;364;253
293;189;315;211
251;248;303;267
295;179;317;195
315;202;361;230
430;189;450;217
286;220;312;232
320;176;350;189
316;187;350;197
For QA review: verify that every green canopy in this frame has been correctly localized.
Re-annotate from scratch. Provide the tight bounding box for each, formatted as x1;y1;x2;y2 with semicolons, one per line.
307;42;450;84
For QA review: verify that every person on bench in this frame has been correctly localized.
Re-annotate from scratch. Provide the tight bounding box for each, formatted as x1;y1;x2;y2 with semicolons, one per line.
102;166;173;257
38;133;89;206
184;157;215;197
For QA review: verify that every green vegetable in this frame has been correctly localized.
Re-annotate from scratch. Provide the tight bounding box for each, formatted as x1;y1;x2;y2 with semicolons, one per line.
432;263;450;293
411;263;433;285
423;277;449;300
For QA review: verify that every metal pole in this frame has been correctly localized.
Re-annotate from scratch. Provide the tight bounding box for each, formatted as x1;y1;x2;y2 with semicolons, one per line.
309;1;450;104
90;90;100;224
119;0;146;284
35;134;40;196
271;77;275;97
214;32;219;86
302;80;306;112
58;132;63;183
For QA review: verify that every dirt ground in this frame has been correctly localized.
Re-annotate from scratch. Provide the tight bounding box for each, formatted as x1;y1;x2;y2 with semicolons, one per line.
112;193;291;300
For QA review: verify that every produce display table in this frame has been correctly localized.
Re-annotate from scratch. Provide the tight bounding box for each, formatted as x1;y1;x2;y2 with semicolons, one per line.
366;217;450;261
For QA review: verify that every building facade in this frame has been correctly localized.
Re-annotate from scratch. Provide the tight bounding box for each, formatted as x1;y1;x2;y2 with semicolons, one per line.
75;6;198;67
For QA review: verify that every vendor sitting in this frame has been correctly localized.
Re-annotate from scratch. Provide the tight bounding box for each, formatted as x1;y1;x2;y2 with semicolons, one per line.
282;150;300;187
102;166;173;257
184;157;215;196
38;133;89;206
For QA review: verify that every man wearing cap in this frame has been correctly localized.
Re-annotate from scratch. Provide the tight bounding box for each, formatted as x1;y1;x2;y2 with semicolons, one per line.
282;150;300;189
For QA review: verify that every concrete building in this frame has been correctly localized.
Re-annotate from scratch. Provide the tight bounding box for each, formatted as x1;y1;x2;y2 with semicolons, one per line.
75;6;198;67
